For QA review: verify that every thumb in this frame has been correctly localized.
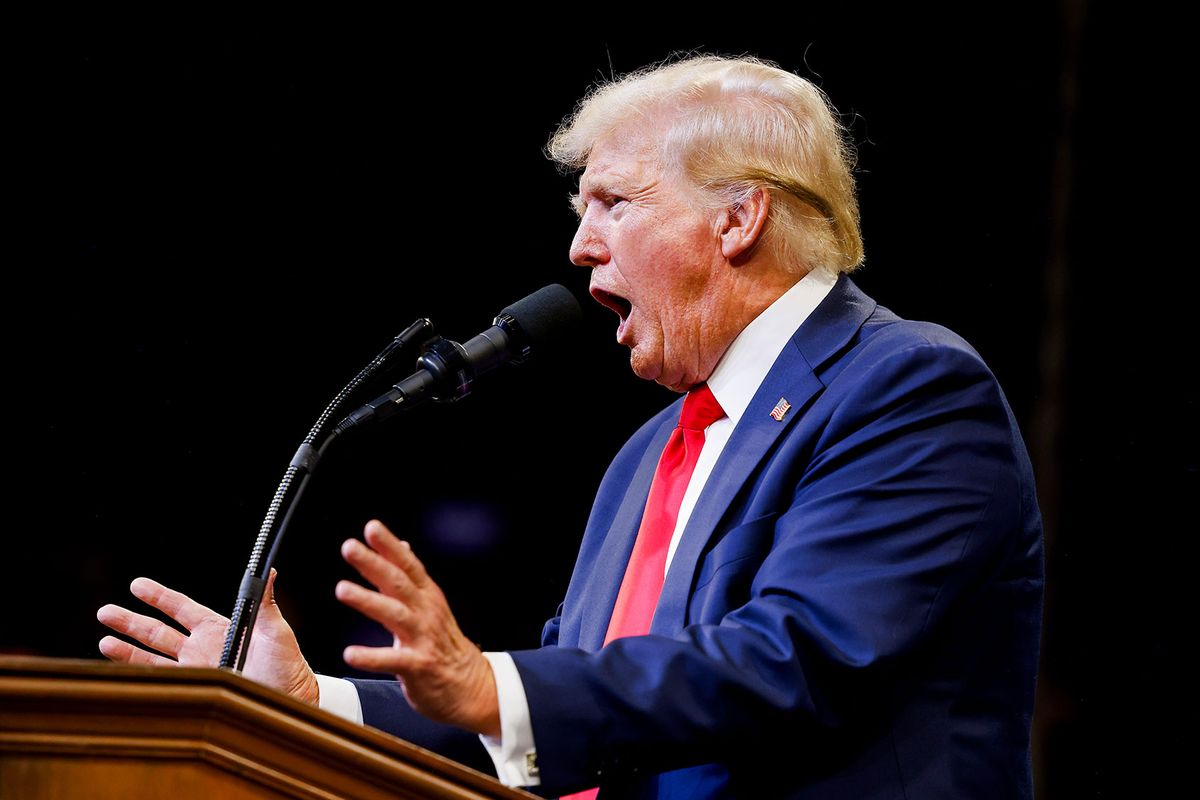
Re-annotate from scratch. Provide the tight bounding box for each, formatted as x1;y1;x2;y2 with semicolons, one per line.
263;568;279;608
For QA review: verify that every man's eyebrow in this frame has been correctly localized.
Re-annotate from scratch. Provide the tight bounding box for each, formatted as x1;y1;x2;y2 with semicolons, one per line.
579;171;627;196
571;173;629;217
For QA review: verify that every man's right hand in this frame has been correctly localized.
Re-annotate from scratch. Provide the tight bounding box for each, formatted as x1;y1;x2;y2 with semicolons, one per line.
96;568;320;706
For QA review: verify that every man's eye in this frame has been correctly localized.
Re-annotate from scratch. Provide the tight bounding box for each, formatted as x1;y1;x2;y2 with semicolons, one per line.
605;196;627;208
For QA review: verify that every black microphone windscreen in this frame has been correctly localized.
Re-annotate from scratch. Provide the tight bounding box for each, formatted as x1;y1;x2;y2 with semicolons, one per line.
500;284;583;346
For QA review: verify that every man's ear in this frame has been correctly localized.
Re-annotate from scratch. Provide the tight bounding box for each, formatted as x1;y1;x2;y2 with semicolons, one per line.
719;187;771;262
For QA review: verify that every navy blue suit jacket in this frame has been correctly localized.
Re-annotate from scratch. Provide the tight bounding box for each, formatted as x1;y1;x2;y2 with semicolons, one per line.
350;276;1044;799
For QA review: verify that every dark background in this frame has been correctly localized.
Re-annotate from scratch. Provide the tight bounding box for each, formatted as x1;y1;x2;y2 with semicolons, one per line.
6;8;1193;797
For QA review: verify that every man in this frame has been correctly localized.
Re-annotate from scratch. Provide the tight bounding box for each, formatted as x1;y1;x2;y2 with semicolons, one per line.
99;55;1043;798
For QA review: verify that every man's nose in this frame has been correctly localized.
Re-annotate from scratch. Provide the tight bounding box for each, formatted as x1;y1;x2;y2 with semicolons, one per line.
569;216;608;268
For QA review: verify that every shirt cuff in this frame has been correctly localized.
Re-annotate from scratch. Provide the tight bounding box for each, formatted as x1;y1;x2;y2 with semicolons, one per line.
314;674;364;725
479;651;540;787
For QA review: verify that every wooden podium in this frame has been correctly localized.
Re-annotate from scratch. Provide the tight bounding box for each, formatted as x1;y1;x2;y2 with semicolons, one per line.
0;656;535;799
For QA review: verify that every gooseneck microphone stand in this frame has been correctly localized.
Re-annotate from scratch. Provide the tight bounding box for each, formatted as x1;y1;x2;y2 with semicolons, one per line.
216;283;582;671
218;318;436;671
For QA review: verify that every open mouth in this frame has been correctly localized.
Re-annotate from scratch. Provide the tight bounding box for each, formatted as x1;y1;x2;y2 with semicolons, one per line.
590;286;632;321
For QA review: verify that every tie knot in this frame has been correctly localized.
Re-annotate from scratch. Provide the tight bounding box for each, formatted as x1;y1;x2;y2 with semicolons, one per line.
679;384;725;431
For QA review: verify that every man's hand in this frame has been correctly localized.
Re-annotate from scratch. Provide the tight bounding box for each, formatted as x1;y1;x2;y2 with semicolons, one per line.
336;519;500;738
96;569;320;706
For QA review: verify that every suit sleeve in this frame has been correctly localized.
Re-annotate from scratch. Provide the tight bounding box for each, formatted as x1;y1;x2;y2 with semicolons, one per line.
346;677;497;776
508;336;1039;795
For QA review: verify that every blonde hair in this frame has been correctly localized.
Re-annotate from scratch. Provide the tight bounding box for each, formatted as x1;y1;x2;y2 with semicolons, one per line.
548;54;864;274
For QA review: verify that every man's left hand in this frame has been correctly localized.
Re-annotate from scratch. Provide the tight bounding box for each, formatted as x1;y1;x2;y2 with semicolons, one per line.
336;519;500;738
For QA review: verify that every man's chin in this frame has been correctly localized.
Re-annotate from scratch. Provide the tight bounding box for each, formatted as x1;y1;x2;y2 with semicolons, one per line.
627;348;662;385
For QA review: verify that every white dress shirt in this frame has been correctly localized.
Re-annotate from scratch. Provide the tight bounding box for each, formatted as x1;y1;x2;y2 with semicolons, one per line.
316;267;838;787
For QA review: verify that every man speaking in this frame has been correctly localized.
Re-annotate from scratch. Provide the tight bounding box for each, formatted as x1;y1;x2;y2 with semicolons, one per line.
98;55;1044;798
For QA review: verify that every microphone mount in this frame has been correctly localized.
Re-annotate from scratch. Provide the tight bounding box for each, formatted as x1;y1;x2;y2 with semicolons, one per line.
333;296;561;435
420;309;534;400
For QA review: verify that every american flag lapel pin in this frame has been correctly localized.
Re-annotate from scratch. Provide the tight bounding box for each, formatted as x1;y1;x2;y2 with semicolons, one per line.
769;397;792;421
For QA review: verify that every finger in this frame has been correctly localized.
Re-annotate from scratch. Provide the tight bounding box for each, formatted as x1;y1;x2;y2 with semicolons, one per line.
363;520;431;588
129;577;222;631
343;643;419;675
97;603;188;658
335;579;416;637
98;635;177;667
341;538;419;603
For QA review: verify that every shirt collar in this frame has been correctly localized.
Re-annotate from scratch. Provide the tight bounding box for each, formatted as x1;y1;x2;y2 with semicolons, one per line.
706;267;838;426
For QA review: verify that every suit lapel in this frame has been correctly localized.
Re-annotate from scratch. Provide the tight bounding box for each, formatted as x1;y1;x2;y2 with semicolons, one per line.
576;410;679;652
650;275;878;635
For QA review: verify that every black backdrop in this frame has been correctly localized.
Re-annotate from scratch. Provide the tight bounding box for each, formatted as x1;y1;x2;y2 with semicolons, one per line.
6;9;1193;797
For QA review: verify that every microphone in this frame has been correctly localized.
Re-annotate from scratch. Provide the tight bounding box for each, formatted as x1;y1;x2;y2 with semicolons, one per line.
335;284;582;433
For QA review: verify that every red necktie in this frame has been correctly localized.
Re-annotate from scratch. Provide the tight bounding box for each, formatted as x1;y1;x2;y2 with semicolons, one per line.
563;385;725;800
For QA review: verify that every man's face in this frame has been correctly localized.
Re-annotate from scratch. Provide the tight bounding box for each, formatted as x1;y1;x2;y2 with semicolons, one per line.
570;129;729;393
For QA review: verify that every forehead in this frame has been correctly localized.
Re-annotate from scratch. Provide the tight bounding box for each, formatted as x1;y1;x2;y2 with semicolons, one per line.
579;130;665;192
